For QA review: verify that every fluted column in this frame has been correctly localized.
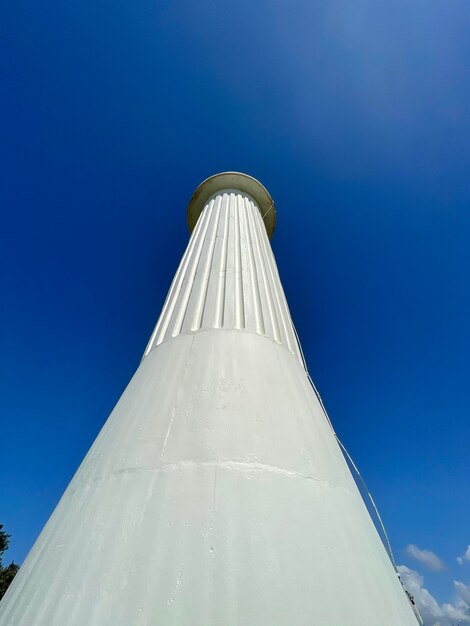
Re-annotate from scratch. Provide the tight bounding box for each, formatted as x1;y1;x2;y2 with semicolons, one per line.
144;190;301;363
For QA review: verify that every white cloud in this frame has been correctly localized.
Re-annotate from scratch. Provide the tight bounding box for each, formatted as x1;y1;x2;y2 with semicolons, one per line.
398;565;470;626
406;544;446;571
457;546;470;565
455;581;470;605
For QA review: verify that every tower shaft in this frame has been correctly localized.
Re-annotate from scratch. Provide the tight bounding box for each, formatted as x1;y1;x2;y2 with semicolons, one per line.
0;174;419;625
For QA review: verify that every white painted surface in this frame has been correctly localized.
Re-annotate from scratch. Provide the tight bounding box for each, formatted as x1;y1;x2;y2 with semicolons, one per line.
0;181;419;625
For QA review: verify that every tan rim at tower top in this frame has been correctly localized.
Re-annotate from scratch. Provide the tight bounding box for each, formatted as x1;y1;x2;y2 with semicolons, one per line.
187;171;276;239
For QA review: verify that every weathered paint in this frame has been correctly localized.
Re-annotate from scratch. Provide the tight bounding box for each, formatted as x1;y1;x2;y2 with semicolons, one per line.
0;173;419;625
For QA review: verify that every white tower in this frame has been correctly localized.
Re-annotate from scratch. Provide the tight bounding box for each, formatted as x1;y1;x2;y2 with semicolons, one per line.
0;172;419;625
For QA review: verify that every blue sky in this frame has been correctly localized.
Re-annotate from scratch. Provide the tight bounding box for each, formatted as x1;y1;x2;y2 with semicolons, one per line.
1;0;470;621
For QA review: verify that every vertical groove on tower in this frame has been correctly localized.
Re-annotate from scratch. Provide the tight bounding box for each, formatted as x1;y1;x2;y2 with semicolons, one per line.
234;194;245;330
147;205;210;351
190;197;222;331
242;195;265;335
172;201;214;337
252;204;298;354
246;197;282;345
214;194;230;329
144;191;302;364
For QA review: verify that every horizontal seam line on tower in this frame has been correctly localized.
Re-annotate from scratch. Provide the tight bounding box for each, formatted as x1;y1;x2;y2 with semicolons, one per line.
65;461;354;497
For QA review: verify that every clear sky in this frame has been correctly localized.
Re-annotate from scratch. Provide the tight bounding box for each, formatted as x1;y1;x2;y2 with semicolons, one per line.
1;1;469;623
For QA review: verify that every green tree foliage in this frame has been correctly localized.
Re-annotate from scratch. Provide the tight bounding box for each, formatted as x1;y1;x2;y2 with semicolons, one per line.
0;524;20;600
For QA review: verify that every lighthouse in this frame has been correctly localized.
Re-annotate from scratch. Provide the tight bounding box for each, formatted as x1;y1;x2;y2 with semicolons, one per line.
0;172;419;625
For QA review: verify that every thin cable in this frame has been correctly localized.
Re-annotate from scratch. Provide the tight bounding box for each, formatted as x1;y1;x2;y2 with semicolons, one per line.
281;299;420;619
335;436;398;571
261;200;274;221
290;317;398;570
